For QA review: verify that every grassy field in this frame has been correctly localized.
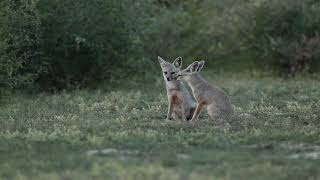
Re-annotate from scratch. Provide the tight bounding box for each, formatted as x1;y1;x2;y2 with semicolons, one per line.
1;72;320;180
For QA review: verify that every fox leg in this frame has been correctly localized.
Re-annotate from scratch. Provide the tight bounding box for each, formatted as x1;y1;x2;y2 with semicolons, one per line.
171;111;180;121
187;107;196;121
179;105;187;121
166;96;174;120
178;98;187;121
190;102;205;122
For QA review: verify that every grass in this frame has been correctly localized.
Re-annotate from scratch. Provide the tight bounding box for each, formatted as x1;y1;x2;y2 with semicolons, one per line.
1;72;320;180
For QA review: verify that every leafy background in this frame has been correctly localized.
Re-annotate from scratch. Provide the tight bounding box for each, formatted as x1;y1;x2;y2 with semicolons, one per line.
1;0;320;94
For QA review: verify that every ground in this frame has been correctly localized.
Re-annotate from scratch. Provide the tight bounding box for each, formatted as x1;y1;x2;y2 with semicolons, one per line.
0;72;320;180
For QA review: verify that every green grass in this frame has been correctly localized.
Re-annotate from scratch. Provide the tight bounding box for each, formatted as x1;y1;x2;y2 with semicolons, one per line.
1;72;320;180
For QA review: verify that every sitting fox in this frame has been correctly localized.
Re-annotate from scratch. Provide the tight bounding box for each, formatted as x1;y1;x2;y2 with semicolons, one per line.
177;61;234;121
158;56;196;121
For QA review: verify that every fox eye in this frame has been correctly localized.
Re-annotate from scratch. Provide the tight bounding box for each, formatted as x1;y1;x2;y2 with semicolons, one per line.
171;72;175;74
163;72;167;74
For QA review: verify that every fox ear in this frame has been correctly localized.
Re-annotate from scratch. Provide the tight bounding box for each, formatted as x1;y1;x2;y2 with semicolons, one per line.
197;60;205;72
172;57;182;68
158;56;166;65
187;61;199;73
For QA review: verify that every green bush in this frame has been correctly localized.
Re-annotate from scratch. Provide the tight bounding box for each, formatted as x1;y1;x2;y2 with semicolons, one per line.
143;0;254;65
1;0;154;92
147;0;320;74
249;0;320;74
2;0;320;94
36;0;153;90
0;0;41;94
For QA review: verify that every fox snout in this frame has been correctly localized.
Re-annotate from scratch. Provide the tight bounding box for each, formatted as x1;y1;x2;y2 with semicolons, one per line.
165;73;178;81
176;73;182;81
166;76;177;81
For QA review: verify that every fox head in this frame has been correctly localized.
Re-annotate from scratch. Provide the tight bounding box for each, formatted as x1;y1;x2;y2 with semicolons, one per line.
177;60;205;82
158;56;183;82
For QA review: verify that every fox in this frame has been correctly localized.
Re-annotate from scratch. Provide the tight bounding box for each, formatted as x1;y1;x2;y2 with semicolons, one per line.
158;56;196;121
177;60;234;121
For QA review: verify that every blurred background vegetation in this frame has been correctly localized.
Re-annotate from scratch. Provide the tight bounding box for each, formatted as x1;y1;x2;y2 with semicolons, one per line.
1;0;320;94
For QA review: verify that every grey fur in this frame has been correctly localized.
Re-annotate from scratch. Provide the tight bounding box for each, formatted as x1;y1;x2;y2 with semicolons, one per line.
177;61;234;121
158;56;196;121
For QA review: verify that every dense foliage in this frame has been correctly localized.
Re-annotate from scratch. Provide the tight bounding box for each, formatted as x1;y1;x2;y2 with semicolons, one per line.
36;0;151;90
1;0;320;93
0;0;151;93
0;0;41;93
250;0;320;74
149;0;320;74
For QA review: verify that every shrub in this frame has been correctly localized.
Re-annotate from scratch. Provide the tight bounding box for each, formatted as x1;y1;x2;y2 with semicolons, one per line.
0;0;154;92
249;0;320;74
2;0;320;94
148;0;320;74
36;0;152;90
0;0;41;94
143;0;254;66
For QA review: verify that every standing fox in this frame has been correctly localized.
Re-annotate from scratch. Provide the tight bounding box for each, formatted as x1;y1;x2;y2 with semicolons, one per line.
177;61;234;121
158;56;196;121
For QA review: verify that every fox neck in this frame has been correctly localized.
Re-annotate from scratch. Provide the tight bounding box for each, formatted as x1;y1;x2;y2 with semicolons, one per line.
166;80;182;91
187;74;207;93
